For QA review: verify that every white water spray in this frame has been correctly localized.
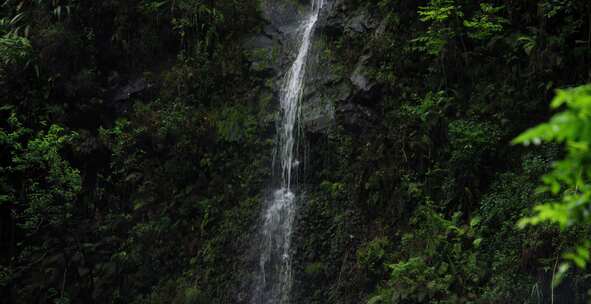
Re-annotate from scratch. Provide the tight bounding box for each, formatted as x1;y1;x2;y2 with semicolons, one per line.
252;1;325;303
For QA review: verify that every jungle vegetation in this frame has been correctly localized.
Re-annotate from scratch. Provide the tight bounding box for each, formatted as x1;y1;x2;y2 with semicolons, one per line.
1;0;591;303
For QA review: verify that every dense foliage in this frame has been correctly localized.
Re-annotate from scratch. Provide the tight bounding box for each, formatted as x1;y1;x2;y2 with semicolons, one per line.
293;0;591;303
1;0;591;303
1;0;266;303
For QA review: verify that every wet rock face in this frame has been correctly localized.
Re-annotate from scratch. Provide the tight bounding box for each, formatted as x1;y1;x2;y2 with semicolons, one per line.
299;1;385;135
261;0;304;32
243;0;385;136
346;10;376;34
337;54;381;134
242;1;302;78
336;100;377;134
244;0;384;155
241;1;385;302
112;78;149;102
301;95;335;133
349;54;383;104
350;55;373;92
325;4;383;134
318;0;345;37
243;0;342;135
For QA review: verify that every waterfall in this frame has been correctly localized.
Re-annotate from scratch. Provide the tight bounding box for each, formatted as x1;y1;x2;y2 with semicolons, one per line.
252;1;325;303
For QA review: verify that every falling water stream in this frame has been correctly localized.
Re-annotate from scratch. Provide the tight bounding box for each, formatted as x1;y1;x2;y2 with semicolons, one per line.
252;1;325;303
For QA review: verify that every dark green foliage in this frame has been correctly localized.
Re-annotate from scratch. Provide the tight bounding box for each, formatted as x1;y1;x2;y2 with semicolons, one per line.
368;207;484;303
357;237;391;279
0;111;81;303
290;0;591;303
514;85;591;283
0;0;265;303
2;0;591;303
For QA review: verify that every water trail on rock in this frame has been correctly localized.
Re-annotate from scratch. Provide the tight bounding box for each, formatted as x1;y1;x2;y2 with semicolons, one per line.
252;1;325;303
